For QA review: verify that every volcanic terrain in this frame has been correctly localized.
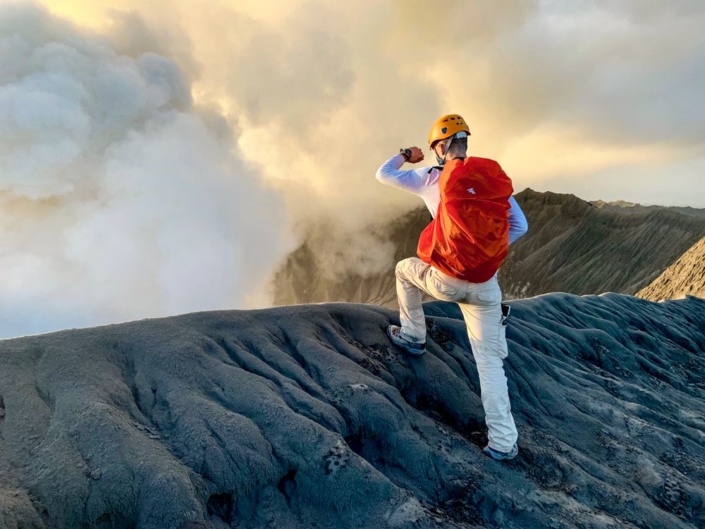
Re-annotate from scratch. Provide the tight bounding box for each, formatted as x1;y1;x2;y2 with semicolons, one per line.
1;294;704;528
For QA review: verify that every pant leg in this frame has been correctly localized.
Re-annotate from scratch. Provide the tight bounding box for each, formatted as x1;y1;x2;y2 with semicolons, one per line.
458;277;518;452
395;258;428;341
395;257;465;342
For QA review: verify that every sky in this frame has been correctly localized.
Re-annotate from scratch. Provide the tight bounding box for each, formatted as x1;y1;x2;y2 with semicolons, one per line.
0;0;703;337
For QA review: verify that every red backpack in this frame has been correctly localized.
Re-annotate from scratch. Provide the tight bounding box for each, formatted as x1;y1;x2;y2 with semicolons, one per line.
417;157;513;283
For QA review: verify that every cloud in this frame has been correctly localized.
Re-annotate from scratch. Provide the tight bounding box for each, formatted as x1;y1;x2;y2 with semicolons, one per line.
28;1;705;209
0;4;292;338
1;0;704;336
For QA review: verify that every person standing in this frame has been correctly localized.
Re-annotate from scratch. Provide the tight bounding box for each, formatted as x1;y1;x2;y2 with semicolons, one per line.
375;114;528;460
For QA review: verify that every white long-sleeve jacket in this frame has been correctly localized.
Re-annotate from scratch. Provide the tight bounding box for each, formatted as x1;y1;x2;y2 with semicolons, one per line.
375;154;528;244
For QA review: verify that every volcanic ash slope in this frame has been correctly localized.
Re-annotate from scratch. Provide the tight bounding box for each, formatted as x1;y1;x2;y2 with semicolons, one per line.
638;236;705;301
0;295;704;528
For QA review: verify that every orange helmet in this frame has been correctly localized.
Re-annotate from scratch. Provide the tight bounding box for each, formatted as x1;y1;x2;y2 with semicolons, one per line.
428;114;471;147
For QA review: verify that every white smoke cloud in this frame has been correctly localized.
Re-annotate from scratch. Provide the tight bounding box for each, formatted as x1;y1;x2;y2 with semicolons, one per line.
1;0;704;336
26;0;705;203
0;4;292;338
150;0;705;215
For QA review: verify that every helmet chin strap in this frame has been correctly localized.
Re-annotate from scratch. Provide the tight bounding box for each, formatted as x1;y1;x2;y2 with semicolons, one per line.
435;137;454;166
435;131;468;165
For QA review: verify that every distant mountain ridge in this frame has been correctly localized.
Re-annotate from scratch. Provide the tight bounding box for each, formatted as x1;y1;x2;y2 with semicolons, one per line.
592;199;705;217
500;189;705;298
274;189;705;306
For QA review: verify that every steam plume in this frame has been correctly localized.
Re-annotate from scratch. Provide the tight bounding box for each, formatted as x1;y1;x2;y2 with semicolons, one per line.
0;4;291;338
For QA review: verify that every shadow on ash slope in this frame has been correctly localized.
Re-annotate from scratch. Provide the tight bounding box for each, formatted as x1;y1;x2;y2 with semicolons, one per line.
1;294;704;528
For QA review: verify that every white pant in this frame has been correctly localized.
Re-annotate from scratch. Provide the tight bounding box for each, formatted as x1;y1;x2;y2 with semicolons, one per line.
395;257;518;452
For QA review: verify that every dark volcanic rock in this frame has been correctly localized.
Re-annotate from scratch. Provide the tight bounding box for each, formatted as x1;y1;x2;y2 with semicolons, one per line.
0;294;704;528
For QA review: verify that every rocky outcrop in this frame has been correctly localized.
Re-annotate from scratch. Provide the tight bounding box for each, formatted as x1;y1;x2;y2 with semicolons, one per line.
0;294;704;528
638;237;705;301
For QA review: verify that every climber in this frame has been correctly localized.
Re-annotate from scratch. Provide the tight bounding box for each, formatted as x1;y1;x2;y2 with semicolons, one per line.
375;113;528;461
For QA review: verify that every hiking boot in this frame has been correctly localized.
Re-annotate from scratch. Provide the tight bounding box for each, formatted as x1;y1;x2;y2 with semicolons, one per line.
386;325;426;355
483;444;519;461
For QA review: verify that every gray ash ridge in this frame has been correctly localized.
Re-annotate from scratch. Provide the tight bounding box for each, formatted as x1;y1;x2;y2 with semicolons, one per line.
1;293;704;528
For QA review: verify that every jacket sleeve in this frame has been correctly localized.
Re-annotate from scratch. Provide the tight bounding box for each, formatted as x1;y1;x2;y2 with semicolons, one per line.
375;154;429;192
508;196;528;245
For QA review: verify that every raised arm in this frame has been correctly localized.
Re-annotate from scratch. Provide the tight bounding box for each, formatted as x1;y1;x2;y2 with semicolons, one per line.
375;148;429;193
508;196;528;244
